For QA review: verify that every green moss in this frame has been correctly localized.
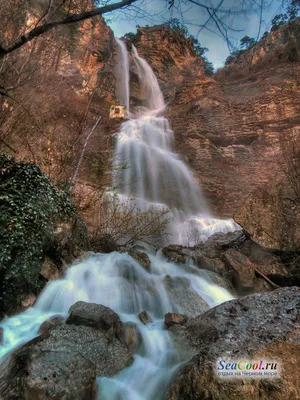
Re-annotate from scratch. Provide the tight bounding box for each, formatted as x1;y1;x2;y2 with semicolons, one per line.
0;155;76;317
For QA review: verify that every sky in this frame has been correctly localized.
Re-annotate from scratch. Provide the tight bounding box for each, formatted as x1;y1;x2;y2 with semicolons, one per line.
104;0;286;68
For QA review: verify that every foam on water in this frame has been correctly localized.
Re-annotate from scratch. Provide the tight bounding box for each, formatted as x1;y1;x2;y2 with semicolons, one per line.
0;252;234;399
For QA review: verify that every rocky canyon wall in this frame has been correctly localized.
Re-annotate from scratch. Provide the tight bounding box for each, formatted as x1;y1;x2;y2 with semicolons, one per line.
1;6;299;250
132;23;300;250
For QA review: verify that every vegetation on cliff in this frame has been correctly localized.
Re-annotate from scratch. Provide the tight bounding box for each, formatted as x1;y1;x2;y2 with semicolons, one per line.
225;3;300;66
0;155;86;317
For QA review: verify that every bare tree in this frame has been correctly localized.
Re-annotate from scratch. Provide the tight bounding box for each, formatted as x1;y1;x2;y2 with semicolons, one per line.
90;193;172;250
0;0;287;61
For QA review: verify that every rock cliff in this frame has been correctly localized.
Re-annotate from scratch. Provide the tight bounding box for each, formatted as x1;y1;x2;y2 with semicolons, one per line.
132;22;300;250
1;5;299;250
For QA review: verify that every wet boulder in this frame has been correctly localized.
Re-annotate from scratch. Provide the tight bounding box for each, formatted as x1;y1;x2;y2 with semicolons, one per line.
221;249;256;294
38;315;65;335
199;230;247;258
196;255;225;276
138;310;153;325
163;275;210;316
164;313;188;328
128;251;151;271
115;321;142;352
66;301;120;330
168;287;300;400
0;323;133;400
162;245;193;264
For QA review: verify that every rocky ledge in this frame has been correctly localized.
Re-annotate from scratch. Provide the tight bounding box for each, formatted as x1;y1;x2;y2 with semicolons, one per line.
0;302;135;400
162;230;300;295
168;286;300;400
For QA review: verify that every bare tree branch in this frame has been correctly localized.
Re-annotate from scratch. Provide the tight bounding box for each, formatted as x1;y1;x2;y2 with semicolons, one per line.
0;0;137;59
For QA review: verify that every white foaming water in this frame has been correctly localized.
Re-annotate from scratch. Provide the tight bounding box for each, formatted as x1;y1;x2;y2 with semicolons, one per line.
113;41;240;246
0;252;234;399
116;38;130;114
131;45;165;113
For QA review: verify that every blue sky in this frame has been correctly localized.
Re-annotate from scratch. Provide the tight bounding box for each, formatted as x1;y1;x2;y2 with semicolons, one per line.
104;0;285;68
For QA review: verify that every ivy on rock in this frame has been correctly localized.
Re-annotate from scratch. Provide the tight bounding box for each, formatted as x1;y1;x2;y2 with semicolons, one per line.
0;155;77;317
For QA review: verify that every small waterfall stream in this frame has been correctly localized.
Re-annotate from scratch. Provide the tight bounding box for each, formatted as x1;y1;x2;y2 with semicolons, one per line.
0;39;239;399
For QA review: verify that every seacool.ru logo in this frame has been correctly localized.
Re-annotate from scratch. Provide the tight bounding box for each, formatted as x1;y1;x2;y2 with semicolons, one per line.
216;359;280;379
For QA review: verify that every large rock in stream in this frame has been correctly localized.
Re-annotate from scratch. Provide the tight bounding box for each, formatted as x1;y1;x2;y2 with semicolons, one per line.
168;287;300;400
0;303;133;400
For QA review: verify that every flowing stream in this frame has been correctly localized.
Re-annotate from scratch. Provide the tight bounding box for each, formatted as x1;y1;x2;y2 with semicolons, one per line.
0;39;239;399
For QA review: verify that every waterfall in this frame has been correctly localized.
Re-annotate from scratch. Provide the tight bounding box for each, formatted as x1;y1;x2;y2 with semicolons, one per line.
115;38;130;114
0;253;234;399
131;45;165;112
113;41;240;246
0;38;240;400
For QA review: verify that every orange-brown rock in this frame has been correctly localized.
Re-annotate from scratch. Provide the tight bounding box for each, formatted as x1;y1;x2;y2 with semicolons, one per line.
132;22;300;250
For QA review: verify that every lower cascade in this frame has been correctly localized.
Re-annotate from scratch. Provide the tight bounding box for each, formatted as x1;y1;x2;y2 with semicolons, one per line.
0;252;234;399
1;40;239;399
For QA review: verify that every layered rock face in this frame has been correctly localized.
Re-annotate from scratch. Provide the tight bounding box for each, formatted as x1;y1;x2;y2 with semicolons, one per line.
133;23;300;250
0;0;118;217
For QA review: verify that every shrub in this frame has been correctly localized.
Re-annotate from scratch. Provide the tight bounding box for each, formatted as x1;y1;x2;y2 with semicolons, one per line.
0;155;76;316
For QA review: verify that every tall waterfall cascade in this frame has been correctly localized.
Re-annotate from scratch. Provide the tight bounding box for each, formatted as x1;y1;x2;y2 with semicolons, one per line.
114;42;240;246
0;39;240;400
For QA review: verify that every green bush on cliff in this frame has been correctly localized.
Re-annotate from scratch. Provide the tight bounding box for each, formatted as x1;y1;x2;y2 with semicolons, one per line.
0;155;76;317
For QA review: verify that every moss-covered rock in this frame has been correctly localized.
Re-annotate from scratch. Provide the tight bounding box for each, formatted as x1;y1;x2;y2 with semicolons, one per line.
0;155;87;318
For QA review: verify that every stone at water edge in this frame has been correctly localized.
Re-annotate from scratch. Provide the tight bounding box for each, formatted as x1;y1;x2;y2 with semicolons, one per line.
128;251;151;271
38;315;65;335
167;287;300;400
164;313;188;328
0;320;134;399
163;275;210;316
162;245;193;264
0;327;3;345
221;248;257;294
66;301;120;330
138;310;153;325
115;321;142;352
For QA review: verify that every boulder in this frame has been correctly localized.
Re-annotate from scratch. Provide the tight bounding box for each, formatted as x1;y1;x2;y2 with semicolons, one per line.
168;287;300;400
38;315;65;335
200;230;247;258
163;275;209;316
196;255;225;276
128;251;151;271
115;321;141;352
40;257;60;281
0;327;3;345
165;313;188;328
66;301;120;330
162;245;193;264
0;323;133;400
222;249;256;294
138;310;152;325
